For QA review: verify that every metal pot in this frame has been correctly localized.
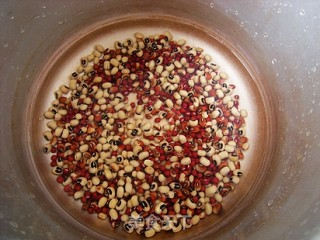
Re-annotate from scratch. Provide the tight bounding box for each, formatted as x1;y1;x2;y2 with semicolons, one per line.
1;1;319;239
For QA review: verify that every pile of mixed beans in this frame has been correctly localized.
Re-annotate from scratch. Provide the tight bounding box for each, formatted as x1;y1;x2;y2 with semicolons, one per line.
42;31;249;238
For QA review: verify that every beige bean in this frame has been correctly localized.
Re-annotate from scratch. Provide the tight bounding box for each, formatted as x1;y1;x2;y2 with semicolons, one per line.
125;182;133;194
144;159;154;167
145;228;156;238
61;129;69;139
153;99;162;110
109;198;118;209
218;151;228;160
219;72;228;80
98;212;107;220
69;79;77;90
109;209;118;220
111;67;119;75
136;171;145;180
227;161;236;171
197;149;206;157
200;157;210;166
189;119;198;127
73;190;84;200
240;109;248;118
98;197;108;208
79;144;89;153
220;166;230;176
205;185;217;197
205;202;213;215
191;215;200;225
231;107;241;117
158;186;170;194
130;195;139;207
178;135;187;144
225;145;235;153
104;169;113;180
46;121;57;130
138;151;149;160
92;176;100;186
242;143;250;150
181;157;191;165
117;186;124;198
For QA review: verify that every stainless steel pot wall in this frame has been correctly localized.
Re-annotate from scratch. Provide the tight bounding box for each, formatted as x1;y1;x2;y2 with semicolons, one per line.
1;1;320;239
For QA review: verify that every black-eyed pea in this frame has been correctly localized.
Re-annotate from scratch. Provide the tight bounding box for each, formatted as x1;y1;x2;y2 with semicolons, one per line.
115;199;126;211
123;222;135;233
140;199;150;212
229;153;239;162
186;198;197;209
43;143;52;154
231;176;240;184
172;223;182;233
233;169;243;177
150;182;158;192
51;166;62;175
155;202;166;214
162;220;173;231
106;187;115;199
62;177;72;186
